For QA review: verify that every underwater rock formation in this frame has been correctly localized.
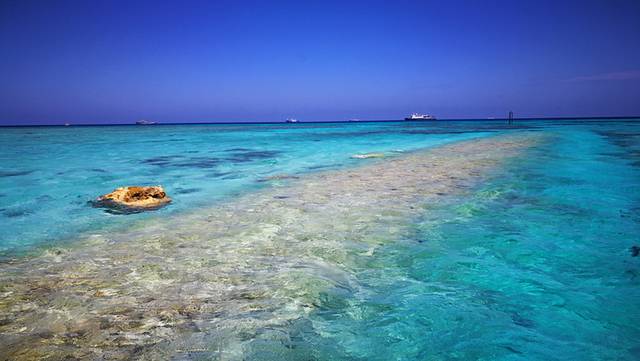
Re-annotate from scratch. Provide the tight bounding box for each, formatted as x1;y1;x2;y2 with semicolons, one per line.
92;186;171;214
0;134;543;359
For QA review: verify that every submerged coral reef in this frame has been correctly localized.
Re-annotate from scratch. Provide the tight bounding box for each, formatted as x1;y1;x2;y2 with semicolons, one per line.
0;134;540;360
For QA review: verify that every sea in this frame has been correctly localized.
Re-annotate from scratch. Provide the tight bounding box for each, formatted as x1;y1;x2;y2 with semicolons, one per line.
0;119;638;360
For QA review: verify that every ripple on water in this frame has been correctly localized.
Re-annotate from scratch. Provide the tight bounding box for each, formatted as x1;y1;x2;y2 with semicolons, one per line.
0;170;33;177
0;134;544;359
2;131;639;360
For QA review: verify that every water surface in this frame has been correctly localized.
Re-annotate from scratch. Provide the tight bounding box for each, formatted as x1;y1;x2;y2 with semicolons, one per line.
0;120;638;360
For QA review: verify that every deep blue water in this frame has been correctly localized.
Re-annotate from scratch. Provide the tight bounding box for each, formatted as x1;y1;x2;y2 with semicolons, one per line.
0;120;639;360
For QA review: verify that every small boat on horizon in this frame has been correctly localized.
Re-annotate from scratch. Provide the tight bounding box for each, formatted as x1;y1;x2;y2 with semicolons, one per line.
136;120;157;125
405;113;436;121
285;118;298;123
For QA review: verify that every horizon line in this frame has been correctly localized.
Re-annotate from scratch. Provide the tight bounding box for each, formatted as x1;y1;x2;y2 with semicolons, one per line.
1;115;640;127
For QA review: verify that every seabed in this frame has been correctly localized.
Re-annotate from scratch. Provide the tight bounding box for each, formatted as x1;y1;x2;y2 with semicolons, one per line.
0;134;541;360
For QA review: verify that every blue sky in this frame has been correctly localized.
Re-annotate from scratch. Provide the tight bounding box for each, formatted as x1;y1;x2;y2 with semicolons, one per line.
1;0;639;124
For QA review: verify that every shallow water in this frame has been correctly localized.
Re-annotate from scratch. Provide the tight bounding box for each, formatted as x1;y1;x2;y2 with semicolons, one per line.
299;126;640;360
0;120;639;360
0;121;503;254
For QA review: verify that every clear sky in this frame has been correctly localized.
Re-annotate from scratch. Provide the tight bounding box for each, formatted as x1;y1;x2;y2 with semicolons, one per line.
1;0;639;125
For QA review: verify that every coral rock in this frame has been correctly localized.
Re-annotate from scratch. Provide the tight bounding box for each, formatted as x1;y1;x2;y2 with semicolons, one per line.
93;186;171;214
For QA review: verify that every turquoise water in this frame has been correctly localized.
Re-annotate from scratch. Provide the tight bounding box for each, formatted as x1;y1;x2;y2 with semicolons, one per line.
1;120;639;360
293;123;640;360
0;121;497;254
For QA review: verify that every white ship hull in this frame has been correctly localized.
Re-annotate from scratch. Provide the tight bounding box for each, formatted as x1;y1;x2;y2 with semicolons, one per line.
404;114;436;121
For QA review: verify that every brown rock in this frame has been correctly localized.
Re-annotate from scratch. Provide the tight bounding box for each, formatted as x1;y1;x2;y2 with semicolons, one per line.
93;186;171;214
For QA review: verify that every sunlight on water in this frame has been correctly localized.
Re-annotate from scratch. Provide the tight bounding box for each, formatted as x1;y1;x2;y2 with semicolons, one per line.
0;122;497;254
0;120;639;360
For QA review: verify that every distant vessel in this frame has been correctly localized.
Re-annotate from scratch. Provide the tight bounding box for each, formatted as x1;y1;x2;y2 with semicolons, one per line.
285;118;298;123
349;118;361;122
405;113;436;121
136;120;157;125
64;123;71;127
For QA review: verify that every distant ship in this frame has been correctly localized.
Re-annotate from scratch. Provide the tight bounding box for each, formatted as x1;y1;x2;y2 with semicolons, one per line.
285;118;298;123
405;113;436;121
136;120;157;125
